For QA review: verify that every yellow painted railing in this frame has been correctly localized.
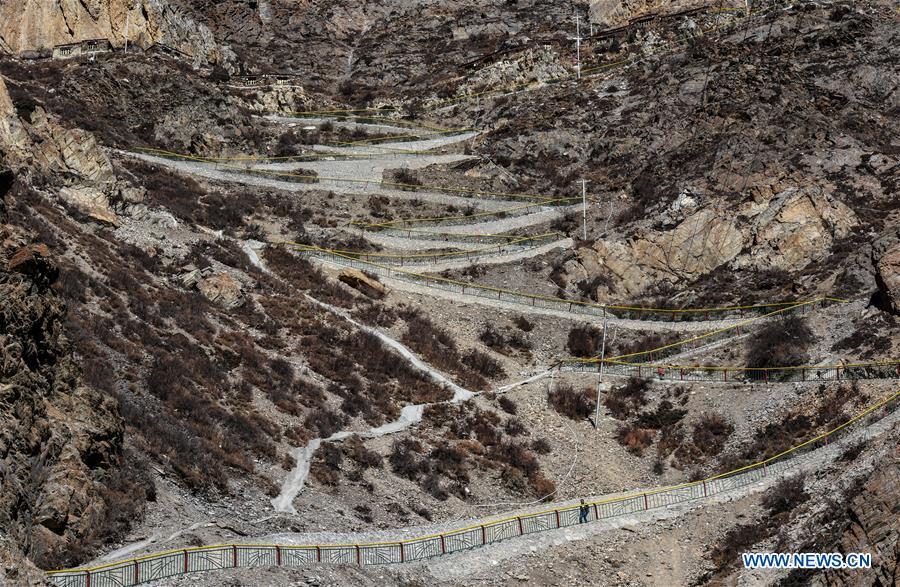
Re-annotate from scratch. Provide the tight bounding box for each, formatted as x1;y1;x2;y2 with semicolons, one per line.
47;388;900;586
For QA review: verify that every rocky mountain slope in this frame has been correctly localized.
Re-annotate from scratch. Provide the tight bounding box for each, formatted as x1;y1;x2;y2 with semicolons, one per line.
462;1;899;304
0;0;897;584
0;173;143;578
0;0;227;67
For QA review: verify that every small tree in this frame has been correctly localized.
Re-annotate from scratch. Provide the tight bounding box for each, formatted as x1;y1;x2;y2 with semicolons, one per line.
567;324;602;357
746;315;816;369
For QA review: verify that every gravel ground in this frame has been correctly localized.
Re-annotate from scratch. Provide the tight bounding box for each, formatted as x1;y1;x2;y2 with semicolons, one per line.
137;404;900;586
120;151;515;211
352;238;573;272
308;254;745;333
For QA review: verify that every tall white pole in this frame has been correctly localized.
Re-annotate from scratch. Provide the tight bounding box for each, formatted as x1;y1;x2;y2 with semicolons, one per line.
581;178;588;241
593;309;608;429
124;10;130;53
575;16;582;79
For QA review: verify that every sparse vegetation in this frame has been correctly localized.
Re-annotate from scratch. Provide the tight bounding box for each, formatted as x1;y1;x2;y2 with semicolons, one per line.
746;315;816;369
548;384;595;420
567;324;603;357
479;324;531;354
762;475;809;515
604;377;650;419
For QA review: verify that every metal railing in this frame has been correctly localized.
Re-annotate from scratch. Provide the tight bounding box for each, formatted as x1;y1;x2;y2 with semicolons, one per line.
293;247;844;322
133;147;571;204
281;234;565;267
46;390;900;586
562;358;900;384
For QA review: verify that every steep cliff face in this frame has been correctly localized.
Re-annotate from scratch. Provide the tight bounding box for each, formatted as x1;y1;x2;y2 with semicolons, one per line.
0;0;225;66
0;85;137;571
822;450;900;587
0;75;120;225
0;184;125;573
589;0;718;26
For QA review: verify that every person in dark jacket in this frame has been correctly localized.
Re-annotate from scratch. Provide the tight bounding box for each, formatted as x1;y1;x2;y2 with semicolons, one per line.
579;499;589;523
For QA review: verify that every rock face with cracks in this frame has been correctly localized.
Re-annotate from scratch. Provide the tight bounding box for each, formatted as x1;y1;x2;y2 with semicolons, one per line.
0;0;227;67
876;243;900;315
0;77;121;225
578;186;856;298
0;181;125;573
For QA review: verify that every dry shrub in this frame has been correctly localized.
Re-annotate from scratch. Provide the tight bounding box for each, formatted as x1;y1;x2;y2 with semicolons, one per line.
311;462;340;486
400;307;487;389
389;438;427;480
513;315;535;332
530;473;557;501
392;167;422;188
691;413;734;455
762;475;809;515
531;438;552;454
354;301;398;327
344;436;383;469
479;324;531;354
615;332;679;359
727;414;813;468
567;324;602;357
304;408;347;438
746;315;816;369
710;522;772;572
498;395;518;415
124;161;207;222
616;425;656;455
814;383;857;427
462;348;506;379
634;400;687;429
604;377;650;419
548;384;595;420
505;418;526;436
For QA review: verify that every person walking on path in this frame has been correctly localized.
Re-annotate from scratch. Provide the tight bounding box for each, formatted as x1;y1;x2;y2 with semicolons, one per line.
579;499;589;524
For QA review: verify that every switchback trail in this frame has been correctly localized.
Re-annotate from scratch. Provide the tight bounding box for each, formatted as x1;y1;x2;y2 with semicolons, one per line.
48;391;900;586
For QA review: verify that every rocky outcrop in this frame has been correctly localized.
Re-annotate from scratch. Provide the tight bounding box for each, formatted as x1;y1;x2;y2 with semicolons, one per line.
596;207;743;295
0;79;114;181
181;267;246;308
459;48;569;97
6;243;54;283
0;0;226;67
569;185;856;298
339;268;388;299
875;244;900;314
59;186;119;226
813;446;899;587
196;272;245;308
0;76;119;225
589;0;727;27
0;184;125;570
0;536;47;586
739;186;858;272
241;86;313;114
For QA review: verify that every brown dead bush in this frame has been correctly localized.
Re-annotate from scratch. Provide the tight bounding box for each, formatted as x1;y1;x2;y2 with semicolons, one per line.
548;384;595;421
616;425;656;455
567;324;603;357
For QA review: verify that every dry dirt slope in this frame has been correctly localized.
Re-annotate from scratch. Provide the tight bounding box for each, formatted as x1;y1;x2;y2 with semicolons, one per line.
0;0;897;585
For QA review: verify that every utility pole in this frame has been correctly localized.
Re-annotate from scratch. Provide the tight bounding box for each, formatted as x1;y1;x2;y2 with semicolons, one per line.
572;16;582;79
580;178;589;241
124;8;130;53
593;309;609;429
